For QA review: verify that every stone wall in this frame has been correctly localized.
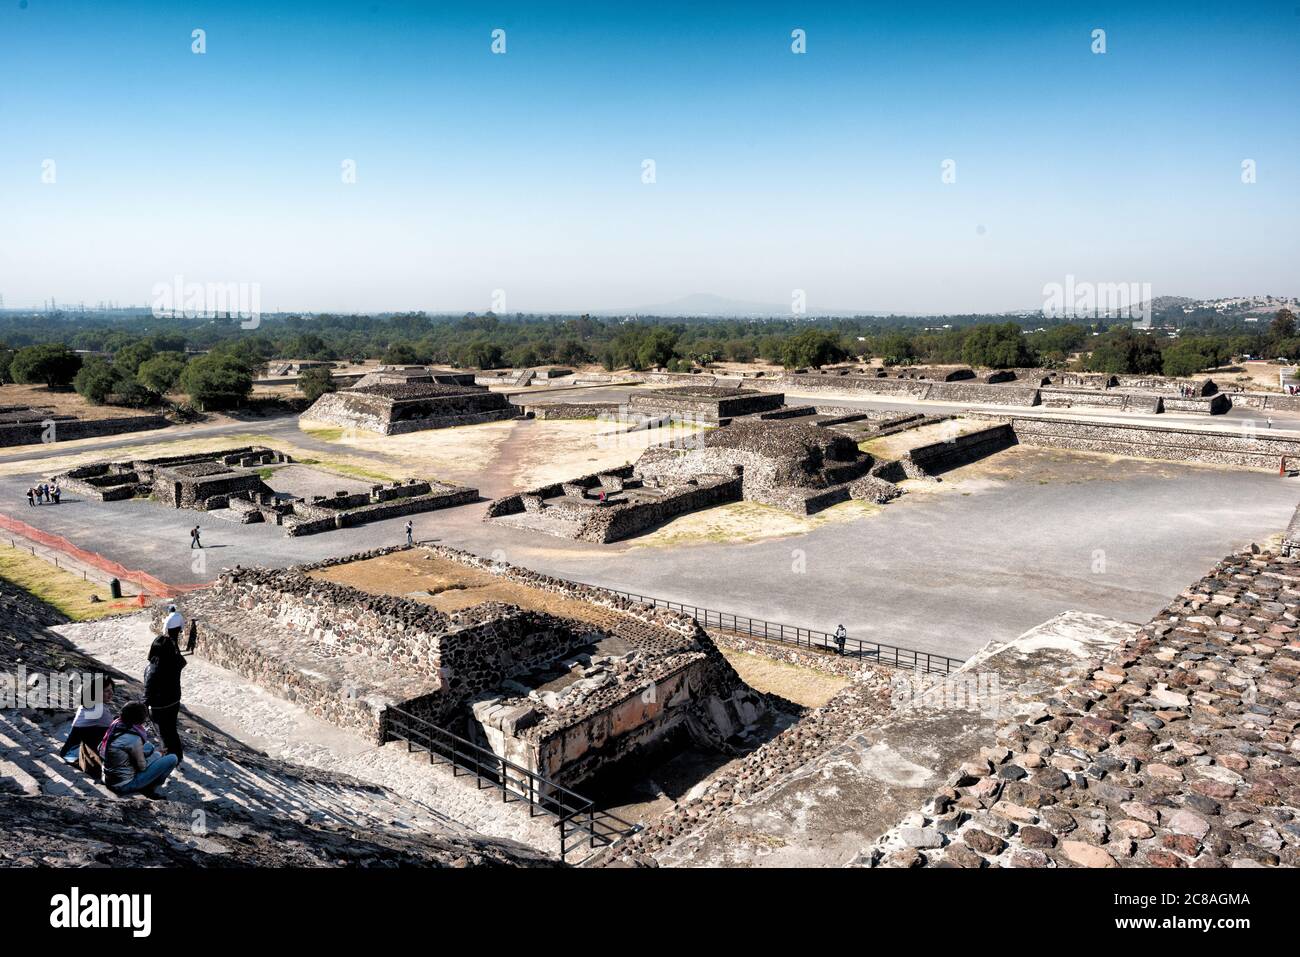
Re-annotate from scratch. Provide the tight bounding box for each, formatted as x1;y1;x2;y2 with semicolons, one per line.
0;413;168;448
977;415;1300;469
281;481;477;536
1162;394;1230;415
1040;388;1162;413
627;387;785;423
522;401;624;420
172;545;766;787
302;384;516;434
902;424;1018;477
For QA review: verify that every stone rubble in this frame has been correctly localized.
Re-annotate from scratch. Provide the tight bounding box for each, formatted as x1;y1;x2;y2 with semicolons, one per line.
854;547;1300;868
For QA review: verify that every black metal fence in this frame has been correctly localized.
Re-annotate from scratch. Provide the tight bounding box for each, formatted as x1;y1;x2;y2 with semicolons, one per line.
594;587;965;676
384;706;638;862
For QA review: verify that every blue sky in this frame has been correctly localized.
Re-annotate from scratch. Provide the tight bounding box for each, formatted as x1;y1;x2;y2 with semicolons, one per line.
1;1;1296;313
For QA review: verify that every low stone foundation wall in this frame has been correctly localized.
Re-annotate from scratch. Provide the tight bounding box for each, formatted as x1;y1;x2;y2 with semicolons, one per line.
1228;391;1300;413
987;415;1300;469
522;401;624;420
902;424;1017;476
0;413;168;448
1039;388;1163;413
628;387;785;423
283;482;477;536
1162;394;1230;415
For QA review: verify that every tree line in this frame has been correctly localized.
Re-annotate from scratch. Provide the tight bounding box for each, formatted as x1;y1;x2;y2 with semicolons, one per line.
0;308;1295;410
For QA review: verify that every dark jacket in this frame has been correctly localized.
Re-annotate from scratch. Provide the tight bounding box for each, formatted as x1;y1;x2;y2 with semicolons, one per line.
143;635;186;707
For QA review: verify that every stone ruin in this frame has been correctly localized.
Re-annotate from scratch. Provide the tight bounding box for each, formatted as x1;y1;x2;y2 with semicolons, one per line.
626;385;786;424
58;446;286;504
486;418;907;543
351;365;478;389
165;545;767;790
57;446;477;537
302;380;517;434
0;404;167;448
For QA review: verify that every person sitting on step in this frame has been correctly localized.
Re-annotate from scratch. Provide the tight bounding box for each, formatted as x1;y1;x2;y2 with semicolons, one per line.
99;701;179;798
60;677;116;763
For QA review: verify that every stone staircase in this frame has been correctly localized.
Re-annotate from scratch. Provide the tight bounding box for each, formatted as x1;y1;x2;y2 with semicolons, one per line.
0;706;449;836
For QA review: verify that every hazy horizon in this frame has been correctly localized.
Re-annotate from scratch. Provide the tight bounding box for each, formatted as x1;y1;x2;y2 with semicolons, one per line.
2;1;1297;314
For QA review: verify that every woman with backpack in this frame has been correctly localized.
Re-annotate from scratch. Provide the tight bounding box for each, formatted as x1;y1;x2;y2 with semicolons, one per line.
144;633;186;763
99;701;179;797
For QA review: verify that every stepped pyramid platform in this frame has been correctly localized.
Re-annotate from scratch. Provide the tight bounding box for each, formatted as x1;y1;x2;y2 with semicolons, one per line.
167;545;766;792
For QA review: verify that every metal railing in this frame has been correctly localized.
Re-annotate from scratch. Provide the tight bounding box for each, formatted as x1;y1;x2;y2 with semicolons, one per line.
593;587;965;676
384;706;638;862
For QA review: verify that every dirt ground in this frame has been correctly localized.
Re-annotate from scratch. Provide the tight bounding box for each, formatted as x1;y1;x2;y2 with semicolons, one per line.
1206;360;1295;393
0;383;148;421
296;417;705;494
308;549;635;630
716;647;848;707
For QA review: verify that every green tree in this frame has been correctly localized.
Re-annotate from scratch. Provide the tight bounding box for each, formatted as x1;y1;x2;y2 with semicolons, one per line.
113;340;155;377
136;352;189;395
779;329;848;369
298;365;337;402
73;357;121;404
10;344;82;387
178;354;253;410
1270;308;1297;345
381;342;422;365
0;346;14;384
635;328;679;370
1084;328;1164;374
1161;342;1210;378
961;322;1032;369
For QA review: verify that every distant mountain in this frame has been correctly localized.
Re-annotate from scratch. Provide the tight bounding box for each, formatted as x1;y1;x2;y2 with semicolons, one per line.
593;293;864;318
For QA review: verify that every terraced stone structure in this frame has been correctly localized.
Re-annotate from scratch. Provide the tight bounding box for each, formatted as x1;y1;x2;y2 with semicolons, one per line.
58;447;476;536
352;365;478;389
58;446;287;505
167;545;766;790
488;418;898;543
302;380;516;434
627;385;785;424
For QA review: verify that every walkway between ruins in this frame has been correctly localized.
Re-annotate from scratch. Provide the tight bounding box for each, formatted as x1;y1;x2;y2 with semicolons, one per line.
55;613;567;853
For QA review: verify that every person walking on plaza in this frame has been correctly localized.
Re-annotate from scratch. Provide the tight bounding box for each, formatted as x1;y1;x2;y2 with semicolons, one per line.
144;633;187;763
404;520;414;546
834;624;847;656
26;487;34;507
190;525;202;549
51;482;60;504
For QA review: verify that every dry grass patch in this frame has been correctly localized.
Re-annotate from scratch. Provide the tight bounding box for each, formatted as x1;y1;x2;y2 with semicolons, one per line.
0;545;131;621
717;647;849;708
